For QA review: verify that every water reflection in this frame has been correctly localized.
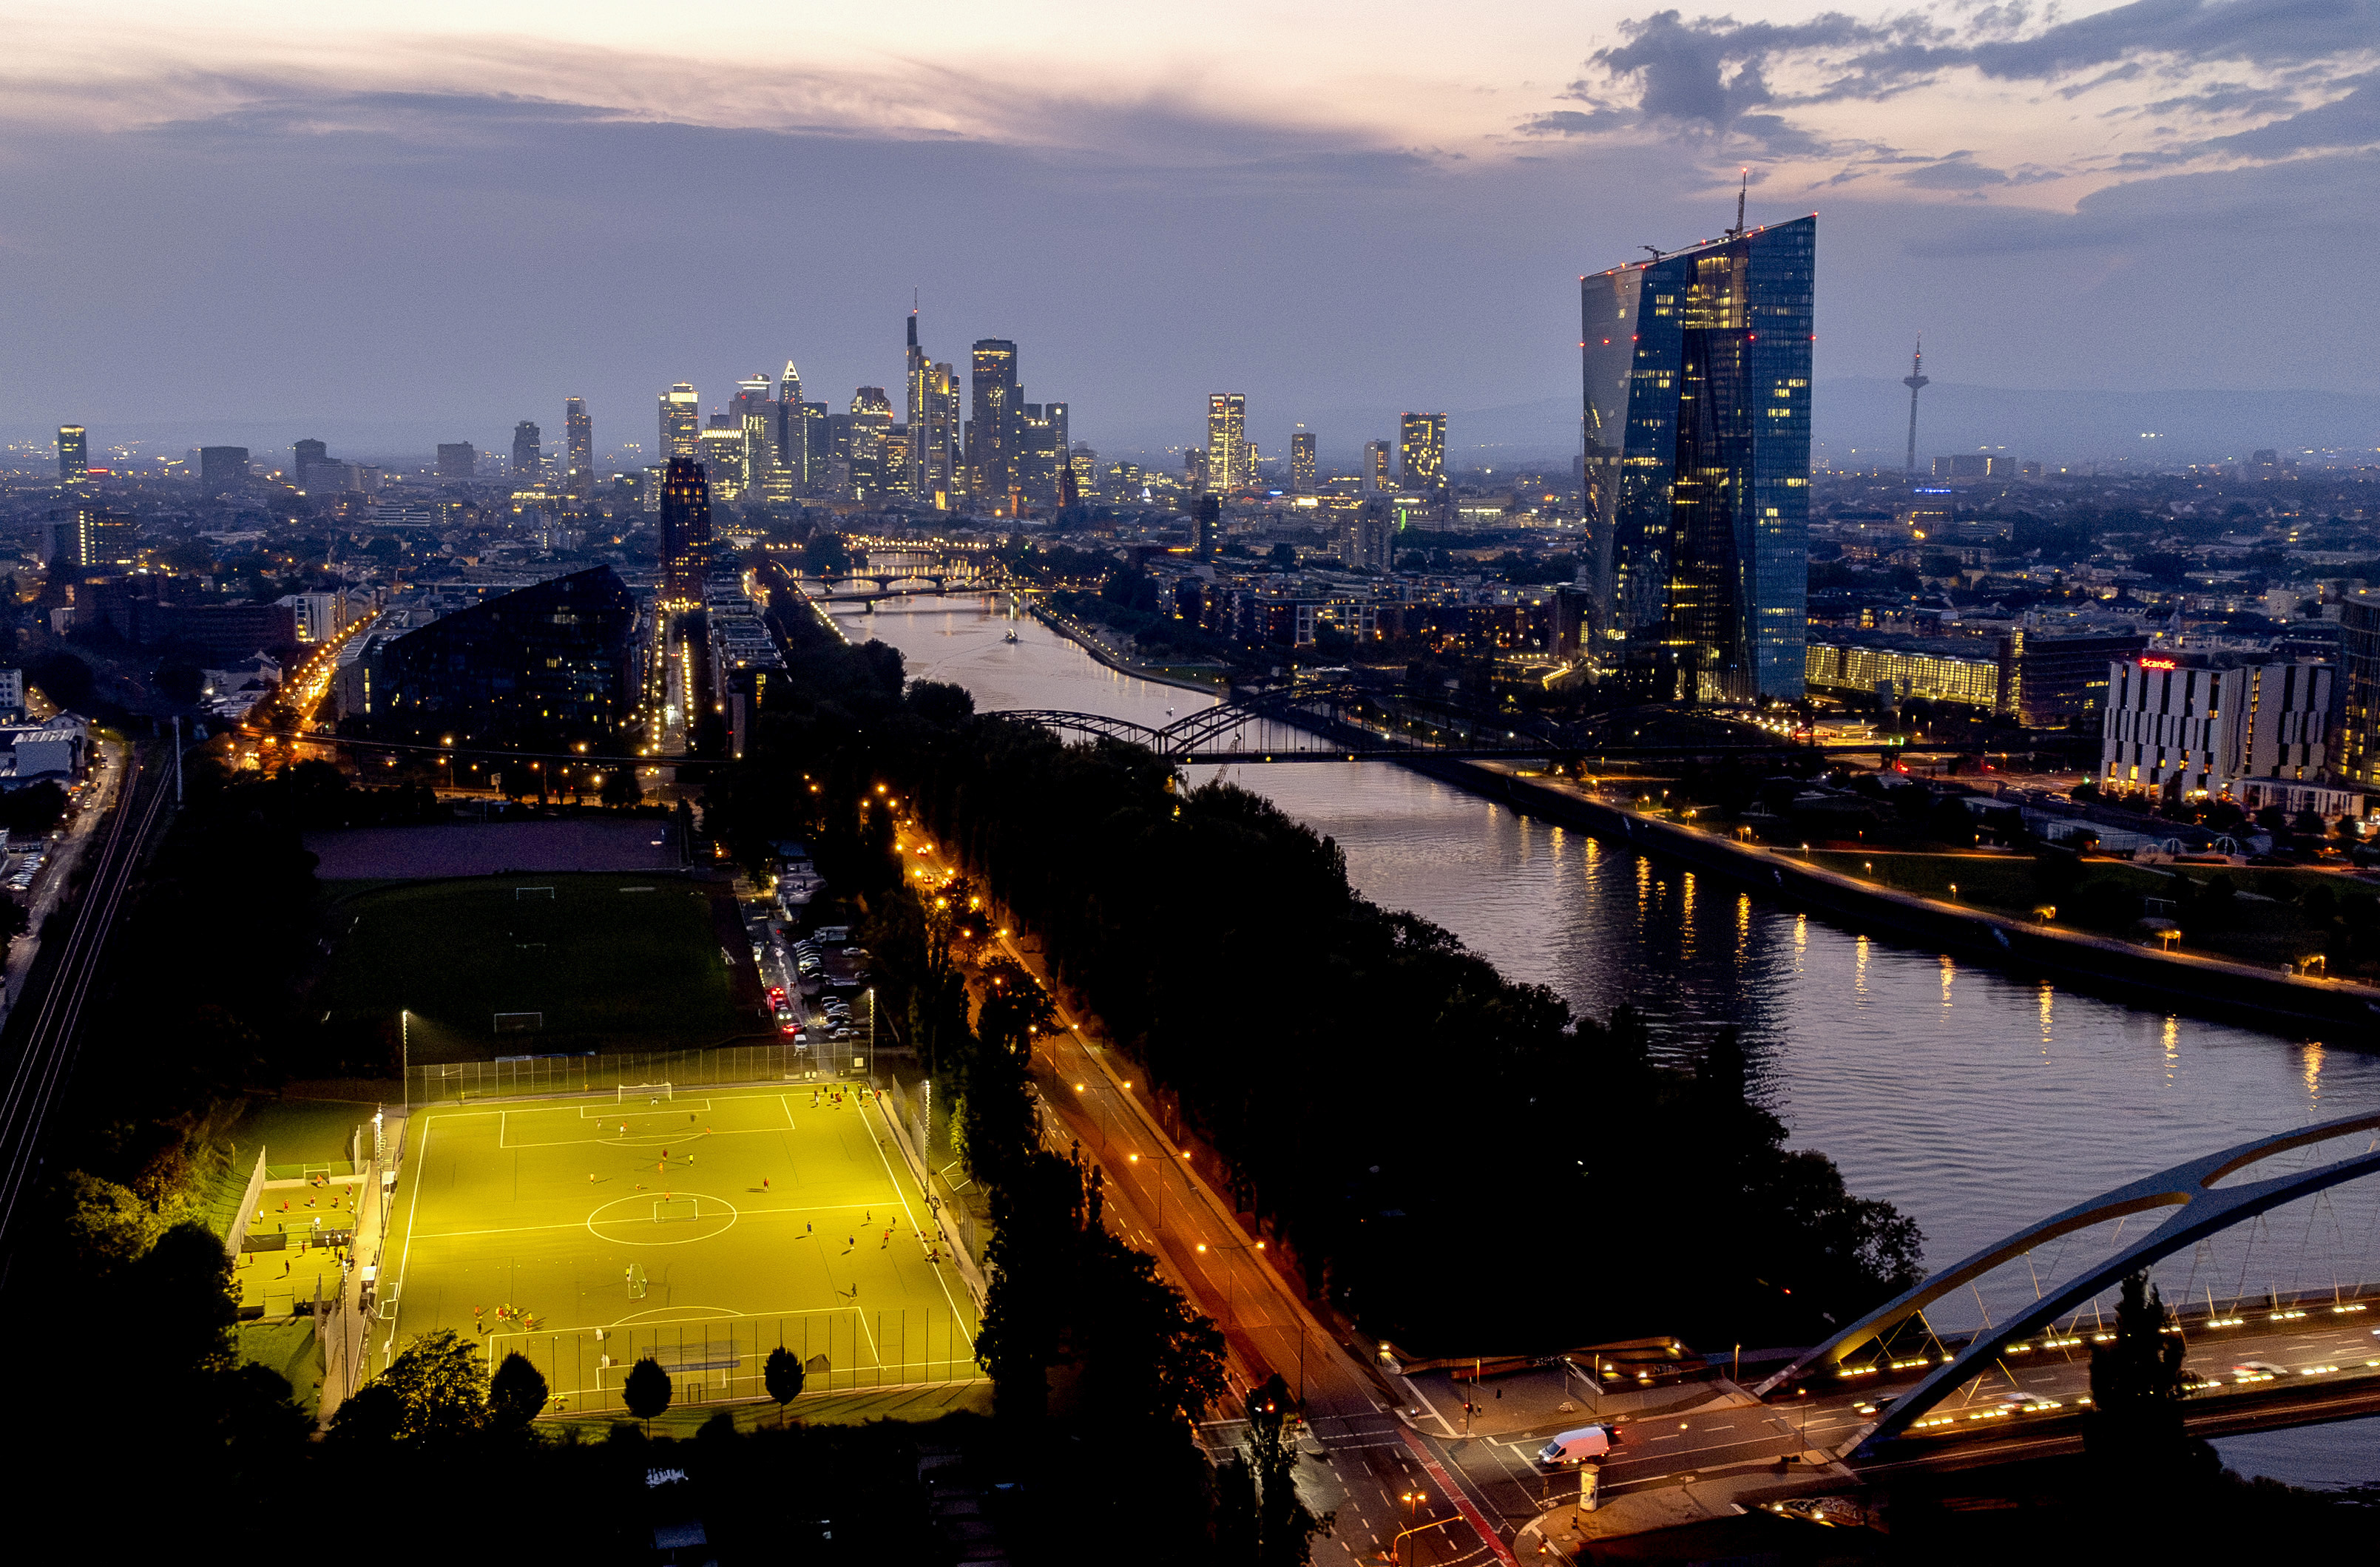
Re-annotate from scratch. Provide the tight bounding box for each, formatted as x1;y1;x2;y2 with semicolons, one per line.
840;594;2380;1484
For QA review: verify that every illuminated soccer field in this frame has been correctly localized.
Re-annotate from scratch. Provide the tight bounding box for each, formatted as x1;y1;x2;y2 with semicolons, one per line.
371;1083;982;1415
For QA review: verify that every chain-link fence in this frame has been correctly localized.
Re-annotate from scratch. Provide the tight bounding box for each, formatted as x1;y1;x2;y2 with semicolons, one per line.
487;1306;981;1415
405;1040;875;1106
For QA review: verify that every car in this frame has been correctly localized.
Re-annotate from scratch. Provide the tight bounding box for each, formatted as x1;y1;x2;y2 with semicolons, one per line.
1998;1392;2061;1412
1853;1395;1898;1418
768;986;787;1003
2229;1361;2285;1382
1768;1496;1865;1529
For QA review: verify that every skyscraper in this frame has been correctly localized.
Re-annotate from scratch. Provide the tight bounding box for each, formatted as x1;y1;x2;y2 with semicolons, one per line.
659;383;700;459
436;442;476;481
734;374;775;496
1363;440;1392;492
925;362;961;507
1398;413;1445;489
1290;431;1316;495
698;422;746;501
293;438;328;484
512;421;542;481
905;311;930;498
851;387;892;501
58;425;87;481
970;340;1019;511
1581;212;1815;703
564;398;592;498
1206;394;1247;491
776;362;808;492
660;458;711;603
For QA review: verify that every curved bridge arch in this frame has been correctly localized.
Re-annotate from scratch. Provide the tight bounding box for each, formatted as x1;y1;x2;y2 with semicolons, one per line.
1756;1111;2380;1452
987;711;1170;748
988;683;1549;762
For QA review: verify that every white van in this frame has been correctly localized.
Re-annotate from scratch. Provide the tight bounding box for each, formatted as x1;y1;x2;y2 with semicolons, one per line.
1536;1426;1618;1466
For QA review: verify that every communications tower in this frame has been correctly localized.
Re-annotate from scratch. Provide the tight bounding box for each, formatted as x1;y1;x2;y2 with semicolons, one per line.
1901;339;1929;474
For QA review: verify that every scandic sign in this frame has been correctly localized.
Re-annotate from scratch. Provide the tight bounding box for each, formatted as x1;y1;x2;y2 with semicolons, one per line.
2138;657;2179;670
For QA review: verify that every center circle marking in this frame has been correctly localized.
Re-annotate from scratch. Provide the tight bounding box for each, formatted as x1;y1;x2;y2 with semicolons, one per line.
586;1191;740;1247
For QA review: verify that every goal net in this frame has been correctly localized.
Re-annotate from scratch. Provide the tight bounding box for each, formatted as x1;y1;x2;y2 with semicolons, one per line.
626;1263;648;1299
655;1197;699;1223
493;1012;544;1034
618;1083;674;1103
514;886;555;900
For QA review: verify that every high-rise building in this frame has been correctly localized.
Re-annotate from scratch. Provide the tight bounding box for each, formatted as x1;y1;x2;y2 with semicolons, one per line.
925;362;961;507
698;422;747;501
905;312;930;498
776;362;808;492
1580;213;1816;703
511;421;542;480
1290;431;1316;495
970;340;1019;511
1017;402;1068;510
660;458;711;602
851;387;892;501
734;374;775;498
293;438;328;484
1398;413;1445;490
1206;394;1247;491
564;399;592;498
1363;440;1392;492
659;383;700;459
58;425;87;481
199;446;249;493
2100;653;2340;811
436;442;476;481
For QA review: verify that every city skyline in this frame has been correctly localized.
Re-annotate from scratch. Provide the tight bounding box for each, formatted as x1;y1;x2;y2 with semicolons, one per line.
7;4;2375;461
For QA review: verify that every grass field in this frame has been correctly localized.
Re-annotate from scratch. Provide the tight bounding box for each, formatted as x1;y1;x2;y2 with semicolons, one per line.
317;873;755;1060
371;1083;982;1417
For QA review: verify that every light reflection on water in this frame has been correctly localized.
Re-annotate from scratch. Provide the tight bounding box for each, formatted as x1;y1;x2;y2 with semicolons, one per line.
841;593;2380;1485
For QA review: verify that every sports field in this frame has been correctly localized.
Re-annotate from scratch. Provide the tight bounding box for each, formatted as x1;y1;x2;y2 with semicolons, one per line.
371;1082;982;1415
317;874;757;1060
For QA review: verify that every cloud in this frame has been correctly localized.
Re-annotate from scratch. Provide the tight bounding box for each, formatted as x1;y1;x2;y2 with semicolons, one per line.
1898;152;2009;187
1901;146;2380;253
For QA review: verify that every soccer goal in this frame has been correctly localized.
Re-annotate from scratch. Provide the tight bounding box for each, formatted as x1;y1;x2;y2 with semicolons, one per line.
654;1197;699;1223
514;886;555;900
626;1263;648;1299
618;1082;674;1104
494;1012;544;1034
300;1162;337;1183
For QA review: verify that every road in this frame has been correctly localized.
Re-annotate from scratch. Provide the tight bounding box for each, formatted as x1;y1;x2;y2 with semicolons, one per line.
888;823;1513;1566
0;742;172;1253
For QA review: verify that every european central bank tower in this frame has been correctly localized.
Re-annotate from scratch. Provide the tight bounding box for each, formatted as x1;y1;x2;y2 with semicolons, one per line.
1581;214;1813;704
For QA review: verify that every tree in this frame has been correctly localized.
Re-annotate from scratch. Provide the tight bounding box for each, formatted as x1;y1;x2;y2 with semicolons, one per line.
803;530;852;578
1217;1373;1333;1567
623;1356;672;1434
1925;794;1976;848
2086;1271;2205;1489
325;1381;405;1443
599;767;643;808
487;1350;549;1432
763;1344;805;1426
378;1327;489;1441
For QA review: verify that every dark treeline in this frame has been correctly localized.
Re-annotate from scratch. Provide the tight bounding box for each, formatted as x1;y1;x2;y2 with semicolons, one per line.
720;569;1923;1355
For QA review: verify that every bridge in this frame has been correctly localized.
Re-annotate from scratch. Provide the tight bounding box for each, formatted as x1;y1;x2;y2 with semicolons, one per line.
992;687;2013;766
1748;1111;2380;1470
991;683;1568;765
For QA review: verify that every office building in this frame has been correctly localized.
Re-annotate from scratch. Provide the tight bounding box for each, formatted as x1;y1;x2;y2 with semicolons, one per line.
1206;394;1248;492
1580;214;1816;703
970;340;1019;510
2336;598;2380;791
659;383;700;459
734;374;775;496
58;426;87;481
1019;402;1067;510
2002;627;2146;729
2100;653;2341;808
697;422;747;502
850;387;892;501
1807;634;2003;711
660;458;711;603
564;399;592;498
774;362;808;492
436;442;476;481
1363;440;1392;493
199;446;250;493
511;421;542;480
1340;506;1396;571
905;312;930;498
1399;413;1446;491
925;362;961;507
371;566;639;751
1290;432;1316;495
293;438;328;483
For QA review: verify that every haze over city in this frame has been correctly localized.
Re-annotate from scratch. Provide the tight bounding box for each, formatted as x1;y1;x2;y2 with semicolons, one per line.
8;1;2378;462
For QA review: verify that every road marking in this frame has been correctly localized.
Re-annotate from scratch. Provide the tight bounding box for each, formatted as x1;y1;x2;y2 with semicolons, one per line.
1396;1428;1518;1567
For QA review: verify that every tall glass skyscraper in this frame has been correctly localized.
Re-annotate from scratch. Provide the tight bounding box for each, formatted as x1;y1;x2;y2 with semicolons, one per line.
1581;214;1814;704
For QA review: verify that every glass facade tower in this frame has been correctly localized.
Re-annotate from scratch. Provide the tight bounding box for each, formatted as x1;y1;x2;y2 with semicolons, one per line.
1581;214;1813;703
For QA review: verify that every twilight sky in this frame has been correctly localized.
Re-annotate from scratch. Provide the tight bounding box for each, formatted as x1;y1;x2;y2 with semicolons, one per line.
4;1;2376;464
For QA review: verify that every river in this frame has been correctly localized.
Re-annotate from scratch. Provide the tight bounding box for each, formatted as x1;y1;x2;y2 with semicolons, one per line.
835;591;2380;1487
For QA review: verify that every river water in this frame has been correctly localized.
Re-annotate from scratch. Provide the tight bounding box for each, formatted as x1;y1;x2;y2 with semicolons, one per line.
837;592;2380;1486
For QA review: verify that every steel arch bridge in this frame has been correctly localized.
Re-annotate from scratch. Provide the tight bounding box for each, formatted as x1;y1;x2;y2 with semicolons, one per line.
1754;1111;2380;1455
989;684;1566;765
